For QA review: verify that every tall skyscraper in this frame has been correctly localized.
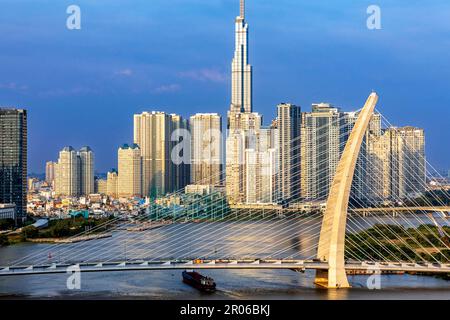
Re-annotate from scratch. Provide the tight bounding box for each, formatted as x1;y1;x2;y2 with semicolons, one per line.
118;144;142;198
54;146;79;196
379;127;426;200
226;131;246;204
107;169;118;198
0;108;27;221
134;111;183;198
301;103;341;201
230;0;252;114
171;114;190;191
78;146;94;195
225;1;266;204
367;125;391;201
190;113;222;186
277;103;301;203
45;161;56;186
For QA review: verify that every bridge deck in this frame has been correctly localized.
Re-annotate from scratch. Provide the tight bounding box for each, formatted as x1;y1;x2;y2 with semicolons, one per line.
1;260;449;277
351;206;450;213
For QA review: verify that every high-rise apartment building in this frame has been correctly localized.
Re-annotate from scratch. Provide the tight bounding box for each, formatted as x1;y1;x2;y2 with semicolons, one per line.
106;169;118;198
190;113;222;186
365;123;426;202
45;161;56;186
54;146;79;197
0;108;27;220
95;178;107;194
134;111;185;198
277;103;301;203
367;127;391;201
226;131;246;204
171;114;190;191
245;128;278;204
380;127;426;200
301;103;341;201
78;146;94;195
117;144;142;198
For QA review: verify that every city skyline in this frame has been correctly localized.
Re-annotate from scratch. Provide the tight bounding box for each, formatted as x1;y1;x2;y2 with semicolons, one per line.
18;0;429;211
1;0;449;173
1;1;450;302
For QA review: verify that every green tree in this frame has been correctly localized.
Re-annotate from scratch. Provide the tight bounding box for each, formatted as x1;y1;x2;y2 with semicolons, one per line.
0;219;15;231
21;226;39;239
0;233;9;246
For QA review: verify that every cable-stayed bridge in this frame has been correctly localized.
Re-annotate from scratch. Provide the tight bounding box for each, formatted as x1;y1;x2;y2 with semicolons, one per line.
1;92;450;290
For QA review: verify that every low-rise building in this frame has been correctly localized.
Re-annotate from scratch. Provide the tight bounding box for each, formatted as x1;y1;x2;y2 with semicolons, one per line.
0;204;16;222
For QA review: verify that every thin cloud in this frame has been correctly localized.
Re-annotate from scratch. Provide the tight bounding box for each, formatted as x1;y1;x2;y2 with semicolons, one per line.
38;86;99;97
114;68;133;76
152;84;181;94
0;82;28;91
178;68;228;83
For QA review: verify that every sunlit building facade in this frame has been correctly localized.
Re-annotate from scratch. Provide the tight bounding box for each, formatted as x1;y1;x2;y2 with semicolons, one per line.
190;113;222;186
117;144;142;198
45;161;56;186
301;103;341;201
55;146;79;197
106;169;118;198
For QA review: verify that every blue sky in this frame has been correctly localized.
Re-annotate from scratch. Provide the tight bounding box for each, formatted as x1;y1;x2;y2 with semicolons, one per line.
1;0;449;173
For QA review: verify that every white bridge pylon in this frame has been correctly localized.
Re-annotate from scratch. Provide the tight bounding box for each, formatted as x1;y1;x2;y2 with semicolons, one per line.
315;92;379;288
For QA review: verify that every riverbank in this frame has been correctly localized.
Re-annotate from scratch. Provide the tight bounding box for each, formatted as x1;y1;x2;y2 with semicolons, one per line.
0;216;116;247
26;233;112;243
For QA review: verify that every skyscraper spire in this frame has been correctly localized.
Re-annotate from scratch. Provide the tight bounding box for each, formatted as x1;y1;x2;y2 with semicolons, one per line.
230;0;252;113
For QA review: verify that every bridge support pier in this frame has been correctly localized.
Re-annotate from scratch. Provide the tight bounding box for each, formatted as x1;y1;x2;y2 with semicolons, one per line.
314;93;378;289
314;269;350;289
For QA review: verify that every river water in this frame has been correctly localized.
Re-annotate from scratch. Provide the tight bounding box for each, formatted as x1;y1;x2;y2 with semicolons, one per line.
1;217;449;300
